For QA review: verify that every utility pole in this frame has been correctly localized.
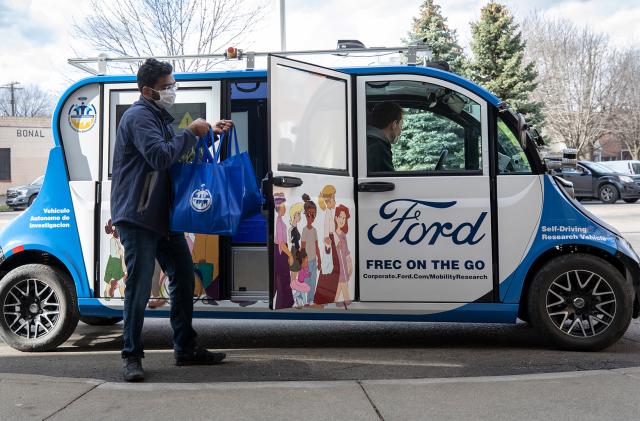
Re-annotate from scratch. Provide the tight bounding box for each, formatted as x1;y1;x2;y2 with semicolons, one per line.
0;81;23;116
279;0;286;51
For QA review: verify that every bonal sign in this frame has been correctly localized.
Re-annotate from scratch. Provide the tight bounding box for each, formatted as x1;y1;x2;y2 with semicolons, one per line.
16;129;46;138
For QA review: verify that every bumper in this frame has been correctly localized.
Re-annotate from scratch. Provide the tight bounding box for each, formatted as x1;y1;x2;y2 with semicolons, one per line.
6;196;28;207
620;183;640;199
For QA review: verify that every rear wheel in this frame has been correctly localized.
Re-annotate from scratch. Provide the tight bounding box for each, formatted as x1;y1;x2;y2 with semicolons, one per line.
0;264;79;352
623;198;638;204
527;254;632;351
599;184;619;204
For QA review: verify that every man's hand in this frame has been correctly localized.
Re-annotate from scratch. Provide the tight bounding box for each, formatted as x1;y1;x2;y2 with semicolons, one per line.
212;119;233;135
187;118;210;138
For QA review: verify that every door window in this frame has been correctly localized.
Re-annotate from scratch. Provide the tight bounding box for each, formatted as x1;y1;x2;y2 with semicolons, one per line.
496;118;532;174
365;80;482;175
270;63;349;174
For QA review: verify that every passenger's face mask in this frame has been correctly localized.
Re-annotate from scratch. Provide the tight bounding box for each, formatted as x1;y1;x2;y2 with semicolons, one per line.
150;83;178;109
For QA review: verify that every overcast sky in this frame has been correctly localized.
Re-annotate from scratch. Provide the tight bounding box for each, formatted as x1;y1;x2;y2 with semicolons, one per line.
0;0;638;97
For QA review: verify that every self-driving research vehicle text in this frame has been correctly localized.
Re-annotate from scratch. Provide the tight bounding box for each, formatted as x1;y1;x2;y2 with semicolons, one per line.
0;45;638;353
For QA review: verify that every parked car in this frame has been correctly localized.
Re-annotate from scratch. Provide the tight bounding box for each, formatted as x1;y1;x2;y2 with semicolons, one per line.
600;160;640;176
5;175;44;209
556;161;640;204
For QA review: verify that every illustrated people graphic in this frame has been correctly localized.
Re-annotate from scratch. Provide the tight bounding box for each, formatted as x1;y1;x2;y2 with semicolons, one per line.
300;194;321;304
273;192;294;309
291;249;311;306
334;205;353;305
314;185;341;305
288;201;304;284
103;219;127;299
318;185;336;275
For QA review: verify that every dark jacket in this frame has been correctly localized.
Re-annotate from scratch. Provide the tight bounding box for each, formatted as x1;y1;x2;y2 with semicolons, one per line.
366;126;393;173
110;96;197;235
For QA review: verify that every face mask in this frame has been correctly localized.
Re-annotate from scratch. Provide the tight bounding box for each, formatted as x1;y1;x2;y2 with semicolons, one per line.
150;85;178;109
154;89;176;109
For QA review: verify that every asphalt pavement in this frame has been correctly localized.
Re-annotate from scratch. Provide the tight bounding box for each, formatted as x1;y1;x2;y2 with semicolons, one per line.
1;202;640;420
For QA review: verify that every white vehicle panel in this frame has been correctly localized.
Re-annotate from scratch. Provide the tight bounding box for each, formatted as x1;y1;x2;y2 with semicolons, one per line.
497;175;543;283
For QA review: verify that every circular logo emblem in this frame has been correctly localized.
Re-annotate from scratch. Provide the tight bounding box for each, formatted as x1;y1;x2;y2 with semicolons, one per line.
68;96;97;133
190;184;212;212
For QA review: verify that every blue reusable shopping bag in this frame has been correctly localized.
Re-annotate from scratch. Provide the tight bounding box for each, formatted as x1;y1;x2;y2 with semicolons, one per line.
218;127;263;219
170;129;243;236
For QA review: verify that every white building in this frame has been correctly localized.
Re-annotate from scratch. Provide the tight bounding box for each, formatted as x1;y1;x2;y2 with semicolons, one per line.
0;117;52;192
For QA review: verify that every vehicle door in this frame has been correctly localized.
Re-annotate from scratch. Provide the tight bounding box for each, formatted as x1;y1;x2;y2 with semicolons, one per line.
356;76;493;302
562;165;592;196
99;82;221;299
268;55;355;309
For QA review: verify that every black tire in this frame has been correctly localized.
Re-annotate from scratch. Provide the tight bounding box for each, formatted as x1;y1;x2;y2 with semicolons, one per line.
27;195;37;207
527;254;633;351
0;264;79;352
80;316;122;326
598;184;619;204
623;198;639;204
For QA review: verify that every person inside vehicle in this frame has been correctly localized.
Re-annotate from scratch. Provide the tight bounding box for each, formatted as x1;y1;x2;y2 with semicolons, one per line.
367;101;404;173
111;58;233;382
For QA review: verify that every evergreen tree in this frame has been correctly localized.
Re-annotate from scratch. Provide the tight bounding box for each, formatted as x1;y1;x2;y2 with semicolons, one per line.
468;2;544;127
394;1;469;172
406;0;467;74
393;109;467;171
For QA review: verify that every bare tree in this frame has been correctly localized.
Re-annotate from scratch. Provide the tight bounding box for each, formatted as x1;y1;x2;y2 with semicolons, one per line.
610;48;640;159
0;84;53;117
73;0;268;72
524;16;618;159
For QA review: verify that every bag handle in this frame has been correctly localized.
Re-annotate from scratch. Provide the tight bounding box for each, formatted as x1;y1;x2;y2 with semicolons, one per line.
213;126;240;162
194;129;216;164
228;126;240;157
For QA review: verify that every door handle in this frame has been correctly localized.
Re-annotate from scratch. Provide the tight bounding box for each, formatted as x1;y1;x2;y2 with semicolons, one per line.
273;176;303;188
358;182;395;192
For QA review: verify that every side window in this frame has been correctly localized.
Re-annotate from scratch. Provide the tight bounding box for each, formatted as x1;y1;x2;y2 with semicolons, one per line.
366;80;482;175
271;65;348;173
496;117;532;174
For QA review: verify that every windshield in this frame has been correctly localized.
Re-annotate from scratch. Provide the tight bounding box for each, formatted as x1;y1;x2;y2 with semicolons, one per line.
31;176;44;186
583;162;614;173
632;163;640;174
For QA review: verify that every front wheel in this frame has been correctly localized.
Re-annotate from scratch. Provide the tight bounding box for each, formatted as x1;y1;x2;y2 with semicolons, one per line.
599;184;619;204
0;264;79;352
623;198;638;204
527;254;633;351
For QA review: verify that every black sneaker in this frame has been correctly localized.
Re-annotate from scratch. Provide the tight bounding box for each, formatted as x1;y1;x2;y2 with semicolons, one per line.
122;356;144;382
175;348;226;366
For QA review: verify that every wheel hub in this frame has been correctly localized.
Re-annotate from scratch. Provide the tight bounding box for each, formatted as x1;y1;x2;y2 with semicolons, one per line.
3;278;60;339
546;270;617;338
573;297;586;309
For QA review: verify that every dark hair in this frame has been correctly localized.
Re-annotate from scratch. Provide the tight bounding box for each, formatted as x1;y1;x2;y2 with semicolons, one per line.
137;58;173;92
302;193;317;213
371;101;403;129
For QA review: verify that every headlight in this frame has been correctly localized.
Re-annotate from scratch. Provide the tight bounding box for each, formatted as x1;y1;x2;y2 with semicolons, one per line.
619;176;634;183
17;190;28;197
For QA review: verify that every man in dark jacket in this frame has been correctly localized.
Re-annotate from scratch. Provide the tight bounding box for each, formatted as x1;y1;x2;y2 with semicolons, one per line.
367;101;404;173
111;58;232;382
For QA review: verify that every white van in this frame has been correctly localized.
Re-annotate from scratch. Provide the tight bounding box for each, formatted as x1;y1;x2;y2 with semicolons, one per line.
0;48;638;353
601;160;640;176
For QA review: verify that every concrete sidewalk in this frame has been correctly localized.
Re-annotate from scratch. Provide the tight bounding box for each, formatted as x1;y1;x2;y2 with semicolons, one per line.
2;368;640;421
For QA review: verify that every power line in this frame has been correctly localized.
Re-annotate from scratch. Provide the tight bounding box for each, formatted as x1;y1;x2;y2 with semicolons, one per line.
0;81;24;116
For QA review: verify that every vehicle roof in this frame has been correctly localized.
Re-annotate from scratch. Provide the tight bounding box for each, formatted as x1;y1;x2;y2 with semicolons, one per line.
55;65;502;113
